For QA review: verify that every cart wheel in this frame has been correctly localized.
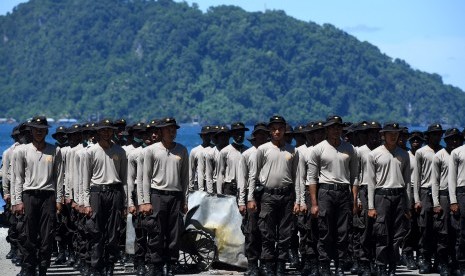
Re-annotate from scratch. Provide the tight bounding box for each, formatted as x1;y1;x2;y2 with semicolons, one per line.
179;228;217;271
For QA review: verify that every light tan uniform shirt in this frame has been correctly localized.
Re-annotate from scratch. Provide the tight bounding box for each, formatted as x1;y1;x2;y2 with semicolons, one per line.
205;146;221;193
195;146;212;192
82;143;128;207
189;145;202;191
238;146;257;205
64;145;83;201
76;145;90;206
137;146;150;204
296;145;312;205
2;143;17;195
9;143;25;205
414;145;441;203
250;142;299;196
142;142;189;202
355;145;372;187
14;143;64;203
431;148;451;207
448;145;465;204
217;144;248;194
127;146;143;207
308;140;358;186
366;145;411;209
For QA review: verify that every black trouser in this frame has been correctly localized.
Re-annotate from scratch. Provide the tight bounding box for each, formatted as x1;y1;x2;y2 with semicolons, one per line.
434;193;456;264
131;190;148;264
75;211;90;266
453;191;465;265
244;199;262;263
317;186;352;264
357;186;375;262
87;187;124;270
56;203;75;254
402;188;420;254
259;188;295;262
373;192;408;266
223;181;238;197
146;190;183;264
418;188;436;260
22;190;56;270
299;191;318;260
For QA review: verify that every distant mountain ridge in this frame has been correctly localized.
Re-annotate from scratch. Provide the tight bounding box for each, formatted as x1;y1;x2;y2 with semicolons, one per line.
1;0;464;125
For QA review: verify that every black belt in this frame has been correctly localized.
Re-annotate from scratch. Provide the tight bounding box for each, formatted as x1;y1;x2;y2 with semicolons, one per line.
151;188;182;196
439;190;449;196
319;183;350;192
421;187;432;192
264;185;292;195
375;188;405;196
456;186;465;194
23;189;55;196
90;184;122;192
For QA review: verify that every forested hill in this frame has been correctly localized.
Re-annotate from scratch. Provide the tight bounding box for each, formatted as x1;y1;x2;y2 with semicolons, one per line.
0;0;463;125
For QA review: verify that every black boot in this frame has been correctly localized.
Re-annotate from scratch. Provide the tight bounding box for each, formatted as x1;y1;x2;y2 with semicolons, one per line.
245;261;259;276
335;266;345;276
358;261;370;276
38;266;47;276
6;246;17;259
418;256;432;274
148;263;163;276
438;262;450;276
54;251;67;265
405;252;417;270
377;265;388;276
388;263;396;276
135;261;147;276
260;261;276;276
351;261;359;275
459;264;465;276
319;261;332;276
104;263;114;276
166;262;176;276
288;249;299;269
276;261;286;276
66;251;76;266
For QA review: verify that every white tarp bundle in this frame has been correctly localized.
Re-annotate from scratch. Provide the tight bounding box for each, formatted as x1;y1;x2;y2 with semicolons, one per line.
187;191;247;268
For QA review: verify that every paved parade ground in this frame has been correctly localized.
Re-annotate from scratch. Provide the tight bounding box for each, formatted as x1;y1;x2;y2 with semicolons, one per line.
0;227;440;276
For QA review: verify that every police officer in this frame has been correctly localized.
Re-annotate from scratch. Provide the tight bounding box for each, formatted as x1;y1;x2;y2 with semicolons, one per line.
240;122;269;276
126;122;150;275
82;119;128;276
401;131;425;269
15;116;64;276
366;122;411;276
352;121;382;275
414;123;444;274
140;117;188;276
249;115;299;276
189;126;213;191
431;128;463;275
217;122;249;197
308;115;358;276
448;129;465;276
205;125;230;194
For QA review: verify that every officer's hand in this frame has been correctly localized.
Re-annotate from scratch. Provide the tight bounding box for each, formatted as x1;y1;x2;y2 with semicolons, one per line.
300;204;308;214
139;203;153;216
450;203;459;214
433;206;442;214
238;205;246;215
310;205;319;218
414;202;422;213
352;204;359;215
71;201;78;209
182;203;188;214
293;204;300;214
11;204;16;212
84;206;92;217
128;206;137;215
247;200;257;212
3;194;10;203
405;210;412;220
368;209;377;218
56;203;63;214
16;203;25;215
65;198;72;205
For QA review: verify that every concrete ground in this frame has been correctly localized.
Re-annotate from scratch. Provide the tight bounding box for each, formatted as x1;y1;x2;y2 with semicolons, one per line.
0;227;438;275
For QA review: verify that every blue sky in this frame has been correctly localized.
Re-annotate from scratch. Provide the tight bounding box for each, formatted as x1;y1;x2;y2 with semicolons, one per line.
2;0;464;91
